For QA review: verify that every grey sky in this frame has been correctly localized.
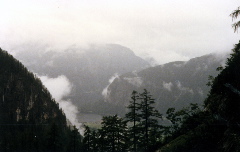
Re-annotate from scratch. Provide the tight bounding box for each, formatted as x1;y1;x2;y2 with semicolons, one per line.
0;0;239;64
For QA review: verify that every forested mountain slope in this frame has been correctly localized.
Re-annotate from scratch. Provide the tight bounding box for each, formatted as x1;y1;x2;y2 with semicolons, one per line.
157;41;240;152
105;54;227;113
0;48;82;151
13;43;228;117
14;44;150;111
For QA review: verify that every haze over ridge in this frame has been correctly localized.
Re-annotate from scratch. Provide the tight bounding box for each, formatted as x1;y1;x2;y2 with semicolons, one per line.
0;0;239;64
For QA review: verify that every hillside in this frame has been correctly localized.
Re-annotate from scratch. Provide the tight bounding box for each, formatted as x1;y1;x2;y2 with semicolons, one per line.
14;44;229;116
14;44;150;112
105;53;227;113
0;48;82;151
13;44;229;115
157;41;240;152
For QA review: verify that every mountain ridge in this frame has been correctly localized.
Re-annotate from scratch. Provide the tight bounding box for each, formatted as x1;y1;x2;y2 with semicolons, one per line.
12;44;229;116
13;44;150;110
105;53;228;113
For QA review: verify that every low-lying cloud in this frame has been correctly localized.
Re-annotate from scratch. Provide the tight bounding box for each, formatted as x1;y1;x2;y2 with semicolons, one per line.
0;1;239;65
163;81;173;91
39;75;72;101
102;73;119;99
39;75;83;134
176;81;194;94
123;77;143;87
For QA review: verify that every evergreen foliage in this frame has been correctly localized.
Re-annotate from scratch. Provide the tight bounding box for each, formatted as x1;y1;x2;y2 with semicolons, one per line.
125;91;140;152
83;125;92;151
0;48;82;151
83;115;128;152
230;6;240;32
101;115;128;152
136;89;162;151
2;22;240;151
158;41;240;151
83;89;166;152
67;126;83;152
157;9;240;150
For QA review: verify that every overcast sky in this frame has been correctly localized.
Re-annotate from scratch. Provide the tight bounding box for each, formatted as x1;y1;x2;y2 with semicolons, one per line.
0;0;239;64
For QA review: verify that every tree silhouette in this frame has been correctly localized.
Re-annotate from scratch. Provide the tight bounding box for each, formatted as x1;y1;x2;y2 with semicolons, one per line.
68;126;82;152
100;115;128;152
137;89;162;151
125;90;140;152
83;125;92;151
46;123;61;152
230;6;240;32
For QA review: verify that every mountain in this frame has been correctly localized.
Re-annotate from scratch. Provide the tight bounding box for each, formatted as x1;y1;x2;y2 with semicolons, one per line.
0;48;82;151
14;43;228;116
14;44;150;112
156;42;240;152
105;53;228;113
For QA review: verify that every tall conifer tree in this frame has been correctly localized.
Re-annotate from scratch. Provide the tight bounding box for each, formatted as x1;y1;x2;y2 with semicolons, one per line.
125;90;140;152
137;89;162;151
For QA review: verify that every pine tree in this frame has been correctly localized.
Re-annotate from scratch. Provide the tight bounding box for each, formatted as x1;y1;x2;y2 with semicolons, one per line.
230;6;240;32
46;123;61;152
67;126;82;152
137;89;162;151
83;125;92;152
125;90;140;152
96;128;107;152
100;115;128;152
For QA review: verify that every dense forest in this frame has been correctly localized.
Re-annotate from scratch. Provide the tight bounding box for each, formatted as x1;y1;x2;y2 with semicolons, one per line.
157;42;240;152
81;90;202;152
0;48;82;151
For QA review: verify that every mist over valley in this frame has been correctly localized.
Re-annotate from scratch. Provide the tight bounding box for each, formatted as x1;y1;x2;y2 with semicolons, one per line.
12;44;229;123
1;1;240;151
